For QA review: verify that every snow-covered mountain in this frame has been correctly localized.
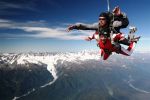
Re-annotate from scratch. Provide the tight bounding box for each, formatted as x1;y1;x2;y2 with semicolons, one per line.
0;51;100;82
1;51;100;64
0;51;150;100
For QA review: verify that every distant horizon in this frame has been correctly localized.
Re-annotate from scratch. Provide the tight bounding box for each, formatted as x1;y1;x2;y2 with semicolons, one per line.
1;50;150;54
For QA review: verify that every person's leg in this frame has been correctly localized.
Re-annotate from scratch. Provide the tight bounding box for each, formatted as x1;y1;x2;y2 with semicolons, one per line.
100;49;111;60
119;42;136;56
113;33;130;46
103;53;110;60
119;38;130;46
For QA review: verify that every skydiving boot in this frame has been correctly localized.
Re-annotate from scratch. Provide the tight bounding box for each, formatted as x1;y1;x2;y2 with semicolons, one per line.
130;36;141;43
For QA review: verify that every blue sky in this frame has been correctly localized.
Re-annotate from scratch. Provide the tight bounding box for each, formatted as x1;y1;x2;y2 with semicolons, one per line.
0;0;150;53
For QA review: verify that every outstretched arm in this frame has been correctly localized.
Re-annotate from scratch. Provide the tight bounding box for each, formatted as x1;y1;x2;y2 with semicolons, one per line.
67;23;98;32
112;6;129;29
85;33;95;41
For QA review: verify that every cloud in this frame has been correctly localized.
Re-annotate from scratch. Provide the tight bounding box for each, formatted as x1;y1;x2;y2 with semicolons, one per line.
0;1;39;16
0;19;11;23
1;18;150;41
0;19;47;29
17;26;91;40
0;19;93;40
0;0;62;16
0;1;36;10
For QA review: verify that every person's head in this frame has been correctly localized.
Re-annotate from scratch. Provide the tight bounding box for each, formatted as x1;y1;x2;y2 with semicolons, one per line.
99;12;110;28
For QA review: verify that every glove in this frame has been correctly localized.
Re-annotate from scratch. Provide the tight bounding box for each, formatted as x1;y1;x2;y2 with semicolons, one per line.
113;21;122;28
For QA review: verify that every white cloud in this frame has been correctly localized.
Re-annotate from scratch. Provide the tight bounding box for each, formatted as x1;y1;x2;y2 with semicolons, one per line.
0;19;11;23
1;18;150;41
18;26;91;40
0;1;37;11
0;19;93;40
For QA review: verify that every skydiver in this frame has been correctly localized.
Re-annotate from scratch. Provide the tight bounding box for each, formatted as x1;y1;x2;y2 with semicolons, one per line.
85;30;137;60
67;6;140;47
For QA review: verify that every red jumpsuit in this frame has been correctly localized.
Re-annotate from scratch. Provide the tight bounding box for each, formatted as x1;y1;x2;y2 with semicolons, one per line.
88;32;135;60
